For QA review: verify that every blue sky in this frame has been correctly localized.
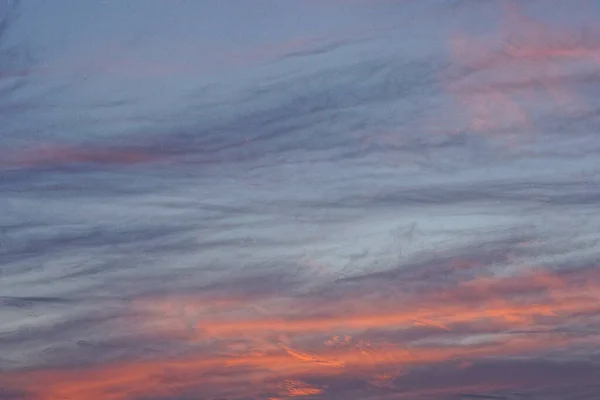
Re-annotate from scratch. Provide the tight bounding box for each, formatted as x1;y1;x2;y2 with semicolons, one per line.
2;1;600;399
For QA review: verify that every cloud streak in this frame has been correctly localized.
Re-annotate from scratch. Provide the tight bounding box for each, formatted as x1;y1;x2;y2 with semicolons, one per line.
3;247;600;399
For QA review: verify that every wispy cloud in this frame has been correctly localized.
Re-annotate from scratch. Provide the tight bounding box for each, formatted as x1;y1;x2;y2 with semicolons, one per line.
3;1;600;399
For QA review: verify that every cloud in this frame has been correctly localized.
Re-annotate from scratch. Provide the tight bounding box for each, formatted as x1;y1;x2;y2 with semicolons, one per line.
443;0;600;146
4;239;600;399
3;1;600;399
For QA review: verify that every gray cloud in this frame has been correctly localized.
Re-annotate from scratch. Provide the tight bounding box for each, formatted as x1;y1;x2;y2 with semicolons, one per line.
2;1;600;399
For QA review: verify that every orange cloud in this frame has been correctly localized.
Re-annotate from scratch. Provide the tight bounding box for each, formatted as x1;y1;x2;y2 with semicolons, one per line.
0;329;588;400
131;267;600;347
4;265;599;399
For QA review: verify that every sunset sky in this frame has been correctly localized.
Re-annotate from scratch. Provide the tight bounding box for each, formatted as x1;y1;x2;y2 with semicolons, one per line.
2;1;600;399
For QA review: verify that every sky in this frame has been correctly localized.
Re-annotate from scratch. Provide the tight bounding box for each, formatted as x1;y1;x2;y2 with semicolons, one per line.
1;0;600;399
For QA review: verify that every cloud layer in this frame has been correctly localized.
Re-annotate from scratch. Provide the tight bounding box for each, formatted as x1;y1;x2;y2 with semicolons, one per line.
2;1;600;399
